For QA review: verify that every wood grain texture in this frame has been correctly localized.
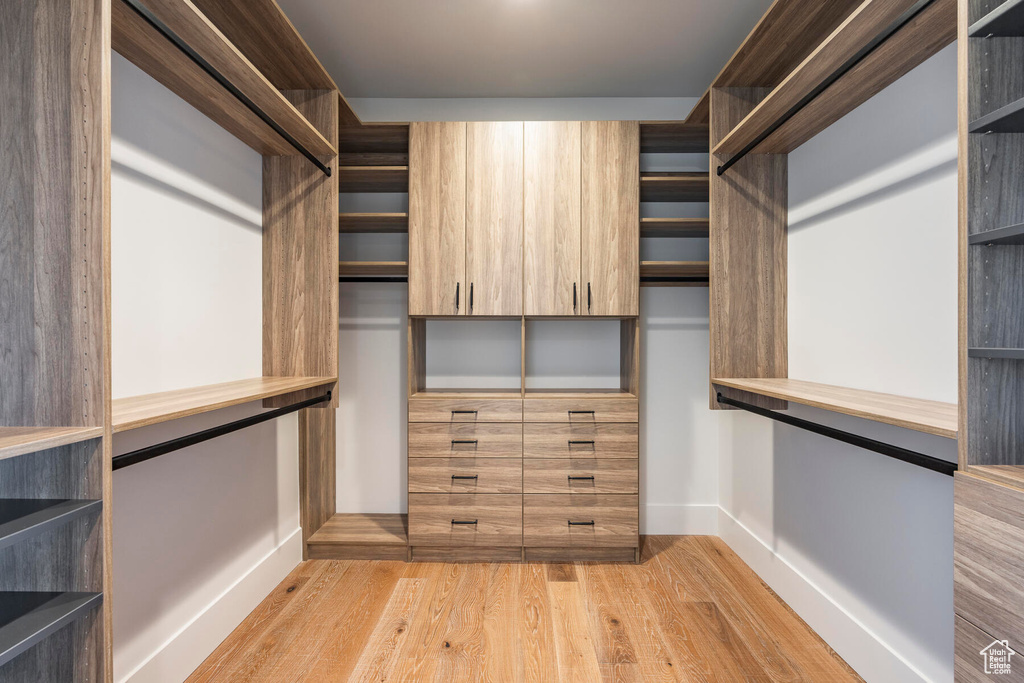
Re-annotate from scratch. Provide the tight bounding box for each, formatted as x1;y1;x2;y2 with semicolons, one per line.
299;407;335;556
639;122;709;153
640;218;710;238
408;397;523;423
306;514;408;561
523;495;638;548
339;213;408;233
467;122;524;316
524;121;582;317
408;494;523;547
714;377;959;438
620;318;640;396
410;458;523;494
709;87;788;410
954;615;1009;682
408;423;523;458
408;122;466;316
338;261;407;277
0;428;104;462
523;423;639;459
640;261;710;278
111;376;335;432
523;459;638;494
339;123;409;153
639;172;710;202
581;121;639;317
958;0;969;474
523;397;639;423
338;166;408;193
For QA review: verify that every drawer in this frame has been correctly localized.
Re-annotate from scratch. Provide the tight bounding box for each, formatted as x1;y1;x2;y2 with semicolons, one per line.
523;397;637;423
409;457;522;494
409;396;522;422
408;423;522;458
523;423;638;459
523;494;638;547
524;459;637;494
408;494;522;547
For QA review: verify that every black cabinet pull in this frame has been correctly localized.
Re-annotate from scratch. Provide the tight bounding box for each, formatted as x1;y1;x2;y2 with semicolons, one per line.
455;282;460;310
451;410;478;414
568;410;595;415
568;475;596;481
469;282;474;310
587;282;592;312
451;519;478;525
451;475;479;480
573;283;577;311
451;439;479;445
568;439;595;445
568;520;595;526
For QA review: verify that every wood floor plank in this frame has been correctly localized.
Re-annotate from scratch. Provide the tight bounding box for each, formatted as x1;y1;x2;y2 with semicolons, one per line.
549;580;603;682
350;578;425;682
577;563;638;666
519;563;558;682
482;563;523;681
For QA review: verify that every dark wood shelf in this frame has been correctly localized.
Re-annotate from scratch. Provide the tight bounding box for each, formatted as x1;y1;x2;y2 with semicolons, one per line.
0;592;103;668
640;217;709;238
339;213;409;233
969;223;1024;245
640;122;709;153
969;0;1024;36
640;261;709;286
338;124;409;152
338;261;408;278
338;166;409;193
971;96;1024;133
969;348;1024;360
0;500;102;553
640;173;709;202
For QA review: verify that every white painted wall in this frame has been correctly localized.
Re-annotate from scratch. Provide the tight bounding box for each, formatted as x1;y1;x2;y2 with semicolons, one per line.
110;55;301;682
718;45;958;683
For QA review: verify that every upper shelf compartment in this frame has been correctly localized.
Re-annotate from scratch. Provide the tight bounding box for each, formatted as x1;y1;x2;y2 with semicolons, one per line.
112;0;337;160
640;172;709;202
639;122;709;153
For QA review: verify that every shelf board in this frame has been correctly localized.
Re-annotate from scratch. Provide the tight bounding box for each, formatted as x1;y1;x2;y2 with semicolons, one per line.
338;124;410;153
968;465;1024;490
640;172;709;202
338;261;408;277
0;592;103;668
307;513;408;559
0;427;104;462
338;151;409;166
968;347;1024;360
640;218;709;238
0;500;102;552
524;389;637;399
410;389;523;400
969;222;1024;245
640;261;710;277
639;122;709;153
339;213;408;234
969;0;1024;36
339;166;409;193
713;377;958;438
111;0;336;159
970;95;1024;134
112;376;336;433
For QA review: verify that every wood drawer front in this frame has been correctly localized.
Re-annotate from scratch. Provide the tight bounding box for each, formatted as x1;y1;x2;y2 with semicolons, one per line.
523;494;638;547
523;423;637;459
524;459;637;494
954;473;1024;646
523;397;638;423
408;423;522;458
409;397;522;422
409;458;522;494
408;494;522;547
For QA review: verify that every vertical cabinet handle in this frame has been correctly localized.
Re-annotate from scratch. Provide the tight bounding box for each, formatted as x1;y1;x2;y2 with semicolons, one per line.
573;283;577;312
587;282;592;313
469;282;474;311
455;282;460;311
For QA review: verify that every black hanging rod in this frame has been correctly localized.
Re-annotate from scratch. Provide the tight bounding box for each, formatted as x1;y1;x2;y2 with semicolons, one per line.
113;391;331;471
120;0;331;177
716;393;956;477
716;0;937;177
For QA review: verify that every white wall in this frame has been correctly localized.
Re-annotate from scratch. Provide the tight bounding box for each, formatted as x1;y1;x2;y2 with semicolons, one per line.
110;55;301;682
719;45;958;683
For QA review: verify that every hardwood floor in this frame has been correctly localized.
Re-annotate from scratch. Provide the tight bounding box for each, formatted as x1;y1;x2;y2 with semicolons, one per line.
187;536;862;682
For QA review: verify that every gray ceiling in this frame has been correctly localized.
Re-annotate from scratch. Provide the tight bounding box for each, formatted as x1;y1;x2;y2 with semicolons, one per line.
275;0;775;98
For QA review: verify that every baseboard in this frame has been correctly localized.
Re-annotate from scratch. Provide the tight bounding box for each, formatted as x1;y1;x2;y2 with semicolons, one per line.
119;528;303;683
717;508;934;683
642;503;718;535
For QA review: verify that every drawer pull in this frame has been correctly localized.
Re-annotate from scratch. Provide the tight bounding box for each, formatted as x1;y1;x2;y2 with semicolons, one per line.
568;520;595;526
451;475;479;480
451;519;479;525
568;440;595;445
568;475;596;481
451;410;478;414
568;410;596;414
451;439;479;445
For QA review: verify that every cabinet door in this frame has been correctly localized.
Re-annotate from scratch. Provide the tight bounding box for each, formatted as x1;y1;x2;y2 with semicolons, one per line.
466;122;523;316
581;121;639;317
524;121;581;316
409;122;466;316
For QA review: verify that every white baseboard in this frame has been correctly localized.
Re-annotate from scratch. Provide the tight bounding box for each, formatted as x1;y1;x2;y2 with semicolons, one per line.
717;508;934;683
642;503;718;535
119;528;303;683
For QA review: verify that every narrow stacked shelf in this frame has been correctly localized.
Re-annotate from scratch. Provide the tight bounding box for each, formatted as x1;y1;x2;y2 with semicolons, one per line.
338;261;408;281
639;172;709;202
0;592;104;669
0;428;105;462
640;261;710;287
338;166;409;193
339;212;408;233
640;217;709;238
0;500;103;552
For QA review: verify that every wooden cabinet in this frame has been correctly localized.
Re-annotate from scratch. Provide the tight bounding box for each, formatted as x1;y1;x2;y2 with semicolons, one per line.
408;122;466;316
582;121;640;316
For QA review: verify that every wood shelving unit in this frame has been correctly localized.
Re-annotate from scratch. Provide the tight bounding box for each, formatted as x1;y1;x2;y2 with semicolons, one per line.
338;166;409;193
339;212;408;233
112;377;337;433
640;261;710;287
640;218;709;238
0;428;105;462
0;500;103;552
0;592;104;669
639;121;710;153
969;96;1024;133
968;0;1024;36
338;123;410;153
639;172;709;202
969;223;1024;245
713;378;958;438
306;513;409;560
338;261;408;278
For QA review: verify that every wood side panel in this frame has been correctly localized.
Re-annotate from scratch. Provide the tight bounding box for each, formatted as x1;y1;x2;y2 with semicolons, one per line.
709;87;787;410
467;122;524;316
299;407;335;556
524;121;581;316
408;122;466;316
581;121;639;317
954;615;1007;682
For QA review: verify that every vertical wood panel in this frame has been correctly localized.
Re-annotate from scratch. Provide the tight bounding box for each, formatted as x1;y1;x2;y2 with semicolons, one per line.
524;121;581;316
581;121;639;317
467;122;524;317
408;122;467;316
299;407;335;558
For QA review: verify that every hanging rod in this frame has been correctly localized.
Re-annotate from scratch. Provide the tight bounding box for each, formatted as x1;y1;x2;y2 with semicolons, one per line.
716;0;937;176
112;391;331;471
716;392;956;477
120;0;332;177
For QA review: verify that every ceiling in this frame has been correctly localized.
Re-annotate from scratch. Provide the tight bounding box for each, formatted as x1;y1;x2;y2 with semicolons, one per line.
275;0;775;99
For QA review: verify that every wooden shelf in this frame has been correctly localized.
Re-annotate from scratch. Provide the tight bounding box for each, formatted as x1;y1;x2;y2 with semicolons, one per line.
410;389;523;400
0;427;104;462
969;223;1024;245
338;261;408;278
338;123;409;152
712;0;955;156
112;376;336;433
0;500;102;552
339;213;408;233
639;122;709;153
524;389;637;399
640;172;709;202
969;0;1024;36
713;377;958;438
970;95;1024;134
969;348;1024;360
306;513;408;560
968;465;1024;490
0;592;103;669
112;0;336;159
338;166;409;193
640;218;709;238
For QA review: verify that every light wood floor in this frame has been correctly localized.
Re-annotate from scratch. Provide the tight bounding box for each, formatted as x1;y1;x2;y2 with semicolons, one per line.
187;536;862;682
